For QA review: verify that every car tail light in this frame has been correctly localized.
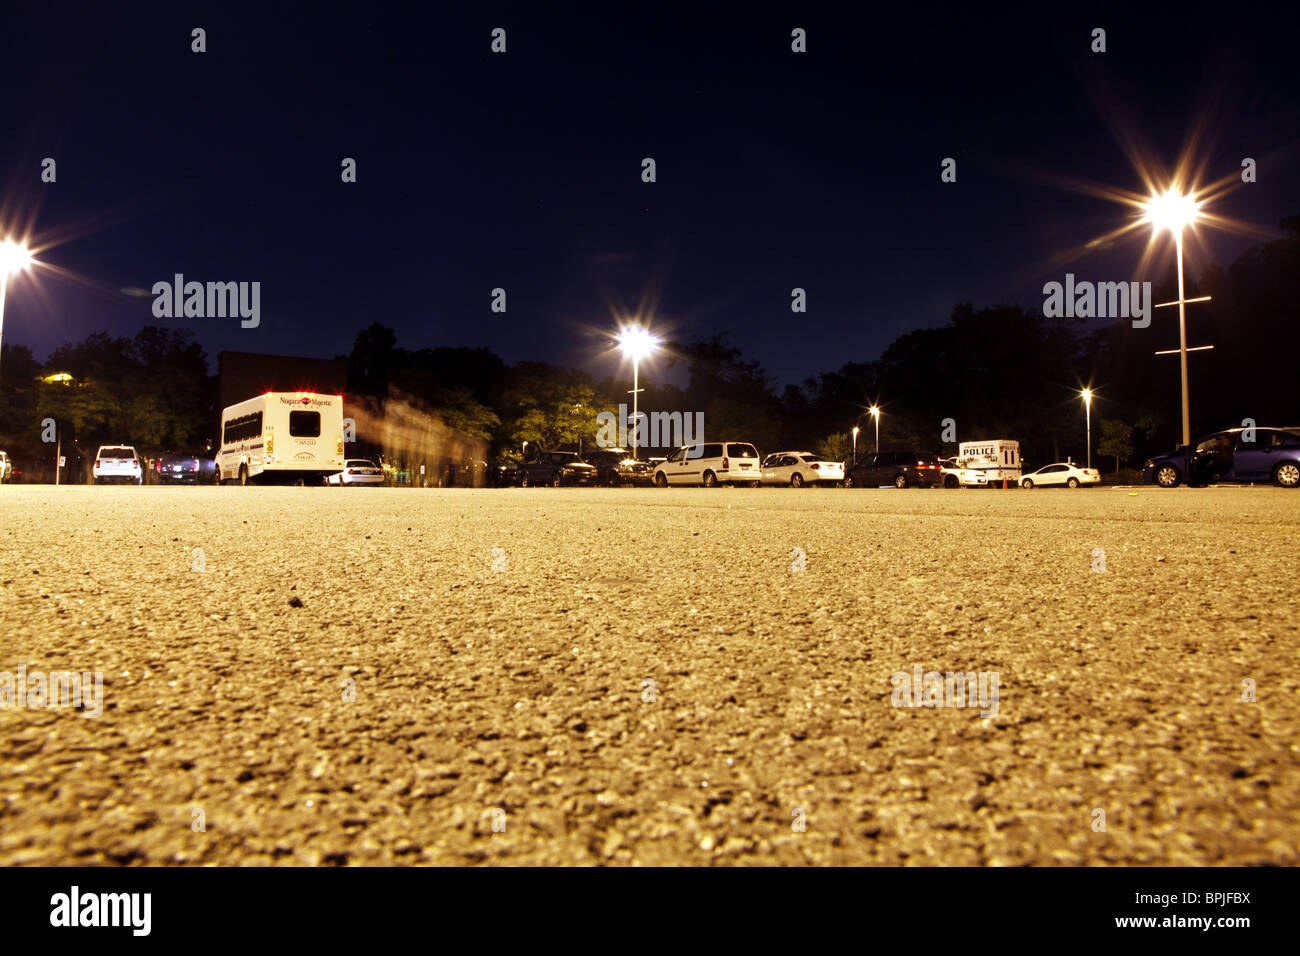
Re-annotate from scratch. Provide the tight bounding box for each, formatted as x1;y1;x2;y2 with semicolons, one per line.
95;460;102;469
155;461;161;472
190;462;199;471
810;462;820;469
722;457;729;469
346;469;355;475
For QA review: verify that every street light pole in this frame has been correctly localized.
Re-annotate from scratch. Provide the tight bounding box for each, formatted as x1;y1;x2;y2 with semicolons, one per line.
1082;389;1092;469
851;426;859;464
1174;229;1190;447
870;406;880;454
573;403;585;457
630;359;640;461
1143;190;1211;449
0;272;8;358
0;238;34;380
616;325;659;462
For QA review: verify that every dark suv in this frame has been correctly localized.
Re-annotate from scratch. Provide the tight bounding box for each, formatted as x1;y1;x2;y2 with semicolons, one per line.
583;447;653;486
846;451;944;488
518;450;597;487
1143;427;1300;488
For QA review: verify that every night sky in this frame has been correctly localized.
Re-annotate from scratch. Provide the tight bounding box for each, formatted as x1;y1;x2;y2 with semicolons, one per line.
2;2;1296;387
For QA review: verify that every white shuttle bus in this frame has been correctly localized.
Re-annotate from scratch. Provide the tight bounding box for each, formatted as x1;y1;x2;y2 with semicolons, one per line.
216;392;345;485
957;439;1022;486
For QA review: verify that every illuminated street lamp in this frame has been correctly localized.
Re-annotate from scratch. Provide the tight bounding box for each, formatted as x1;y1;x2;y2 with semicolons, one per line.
572;403;586;457
851;425;859;464
869;405;881;454
1142;190;1208;447
616;325;660;461
1081;388;1093;469
0;237;34;379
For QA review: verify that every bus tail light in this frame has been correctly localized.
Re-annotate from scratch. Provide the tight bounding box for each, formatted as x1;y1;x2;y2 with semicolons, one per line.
337;436;344;456
265;434;274;455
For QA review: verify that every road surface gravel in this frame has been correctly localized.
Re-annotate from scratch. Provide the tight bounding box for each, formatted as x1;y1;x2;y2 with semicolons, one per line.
1;485;1297;865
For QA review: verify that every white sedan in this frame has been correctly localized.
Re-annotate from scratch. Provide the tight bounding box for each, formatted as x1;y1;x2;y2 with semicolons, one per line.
939;458;989;488
1020;461;1100;488
759;451;845;487
327;459;386;486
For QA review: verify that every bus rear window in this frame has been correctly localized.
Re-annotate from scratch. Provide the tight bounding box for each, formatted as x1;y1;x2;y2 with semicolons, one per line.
289;411;321;437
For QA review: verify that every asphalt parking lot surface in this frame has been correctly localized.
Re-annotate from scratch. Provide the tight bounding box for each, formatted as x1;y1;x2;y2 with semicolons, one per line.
1;485;1297;865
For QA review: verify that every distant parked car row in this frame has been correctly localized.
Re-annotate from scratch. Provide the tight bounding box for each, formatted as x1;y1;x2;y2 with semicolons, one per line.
498;447;655;487
492;441;1099;490
35;426;1298;491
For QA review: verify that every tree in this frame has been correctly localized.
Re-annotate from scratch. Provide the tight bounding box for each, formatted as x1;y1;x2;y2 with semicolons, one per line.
1097;419;1134;472
346;323;398;397
815;431;851;463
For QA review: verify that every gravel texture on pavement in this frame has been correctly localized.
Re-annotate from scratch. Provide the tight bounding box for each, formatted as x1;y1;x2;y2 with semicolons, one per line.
1;485;1297;865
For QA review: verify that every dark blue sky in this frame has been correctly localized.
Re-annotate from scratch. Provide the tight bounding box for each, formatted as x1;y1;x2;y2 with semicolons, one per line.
2;2;1296;387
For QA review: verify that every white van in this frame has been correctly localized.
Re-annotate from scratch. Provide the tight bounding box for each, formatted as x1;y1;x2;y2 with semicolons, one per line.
216;392;345;485
653;441;761;486
957;440;1022;485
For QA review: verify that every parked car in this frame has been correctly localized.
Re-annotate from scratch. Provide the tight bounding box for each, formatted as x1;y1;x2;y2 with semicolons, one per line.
845;451;944;488
759;451;845;487
1020;461;1100;488
519;450;597;487
1144;427;1300;488
488;462;521;487
154;451;215;484
653;442;762;486
584;447;654;486
939;457;989;488
327;459;386;486
93;445;143;485
0;450;10;483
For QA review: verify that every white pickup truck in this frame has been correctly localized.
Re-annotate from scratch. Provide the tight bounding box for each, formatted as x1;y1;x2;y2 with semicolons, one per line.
93;445;143;485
